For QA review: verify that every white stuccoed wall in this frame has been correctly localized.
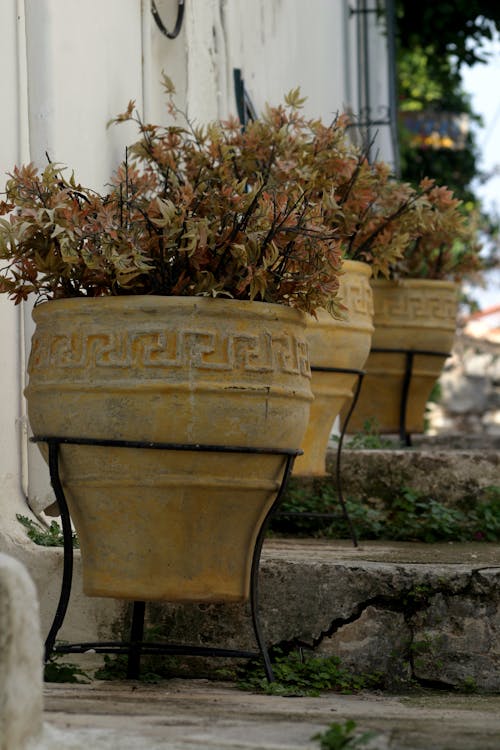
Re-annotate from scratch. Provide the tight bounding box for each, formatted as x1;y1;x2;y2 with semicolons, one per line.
222;0;348;120
0;0;394;640
0;0;31;541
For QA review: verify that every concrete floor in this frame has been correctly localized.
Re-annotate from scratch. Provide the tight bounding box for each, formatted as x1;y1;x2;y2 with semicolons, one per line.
40;679;500;750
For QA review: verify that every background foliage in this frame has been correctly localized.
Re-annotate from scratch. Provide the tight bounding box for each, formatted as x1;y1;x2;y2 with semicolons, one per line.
395;1;500;279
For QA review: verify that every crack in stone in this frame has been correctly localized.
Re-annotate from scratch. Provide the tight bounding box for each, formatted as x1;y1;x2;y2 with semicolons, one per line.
269;566;499;690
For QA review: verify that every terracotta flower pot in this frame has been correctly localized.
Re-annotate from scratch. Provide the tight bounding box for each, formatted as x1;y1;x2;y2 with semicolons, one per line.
293;260;374;476
346;278;458;437
26;297;312;602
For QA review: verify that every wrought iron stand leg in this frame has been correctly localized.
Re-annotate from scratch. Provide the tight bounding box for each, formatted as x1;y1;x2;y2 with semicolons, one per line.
250;573;274;683
127;601;146;679
335;372;365;547
400;352;414;447
45;441;74;661
250;454;296;682
36;436;300;681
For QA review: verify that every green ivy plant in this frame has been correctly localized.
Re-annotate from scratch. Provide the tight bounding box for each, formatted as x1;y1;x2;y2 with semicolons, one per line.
238;649;382;697
273;483;500;543
44;652;90;684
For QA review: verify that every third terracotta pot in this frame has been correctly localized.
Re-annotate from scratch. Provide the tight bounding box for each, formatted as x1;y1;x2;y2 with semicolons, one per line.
345;278;459;437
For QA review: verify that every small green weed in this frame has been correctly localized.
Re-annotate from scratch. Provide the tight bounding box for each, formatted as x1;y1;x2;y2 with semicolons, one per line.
238;649;382;697
404;584;434;608
273;484;500;543
44;652;90;683
17;513;79;548
94;652;183;683
94;654;130;681
461;676;478;693
387;488;464;543
410;634;445;672
272;477;388;538
94;624;188;683
334;418;397;450
313;719;377;749
468;486;500;541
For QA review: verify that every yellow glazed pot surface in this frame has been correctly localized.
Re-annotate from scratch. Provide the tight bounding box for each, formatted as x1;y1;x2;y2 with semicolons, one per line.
293;260;374;476
347;279;458;435
26;296;313;602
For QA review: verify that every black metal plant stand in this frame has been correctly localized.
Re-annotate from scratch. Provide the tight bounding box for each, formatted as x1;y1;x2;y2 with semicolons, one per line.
275;365;365;548
370;347;451;446
273;349;451;543
34;436;301;682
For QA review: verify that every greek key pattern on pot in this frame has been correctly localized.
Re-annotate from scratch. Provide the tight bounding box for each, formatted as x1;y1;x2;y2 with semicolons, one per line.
375;291;457;322
28;328;311;377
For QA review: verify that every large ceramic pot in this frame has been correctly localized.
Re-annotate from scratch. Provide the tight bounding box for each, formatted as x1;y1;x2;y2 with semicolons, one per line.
26;297;312;602
293;260;374;476
346;278;458;436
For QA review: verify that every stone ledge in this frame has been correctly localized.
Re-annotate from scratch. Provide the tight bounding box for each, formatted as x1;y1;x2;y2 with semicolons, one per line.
324;447;499;505
143;539;500;692
3;531;499;693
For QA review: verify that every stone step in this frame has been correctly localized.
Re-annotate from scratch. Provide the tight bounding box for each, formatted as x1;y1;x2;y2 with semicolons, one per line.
4;547;500;749
140;539;500;693
324;444;499;506
3;533;500;693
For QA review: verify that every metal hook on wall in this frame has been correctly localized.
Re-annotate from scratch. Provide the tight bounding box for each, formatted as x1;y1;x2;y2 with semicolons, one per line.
151;0;185;39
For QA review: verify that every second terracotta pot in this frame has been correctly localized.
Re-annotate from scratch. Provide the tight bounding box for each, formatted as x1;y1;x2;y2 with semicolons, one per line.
293;260;374;476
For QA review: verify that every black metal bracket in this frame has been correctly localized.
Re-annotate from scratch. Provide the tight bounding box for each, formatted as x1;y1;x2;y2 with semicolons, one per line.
233;68;257;127
151;0;185;39
34;435;301;682
275;366;365;548
370;347;451;446
349;0;384;16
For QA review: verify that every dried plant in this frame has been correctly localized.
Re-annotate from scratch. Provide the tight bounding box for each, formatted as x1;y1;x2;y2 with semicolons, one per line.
226;89;482;281
0;81;344;316
0;79;482;314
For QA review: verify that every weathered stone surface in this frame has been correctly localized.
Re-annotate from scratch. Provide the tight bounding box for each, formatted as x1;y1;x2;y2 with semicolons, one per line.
0;553;43;750
140;541;500;692
4;523;500;694
410;582;500;691
441;373;491;414
325;448;499;505
463;351;497;378
413;433;500;450
41;680;500;750
317;607;412;686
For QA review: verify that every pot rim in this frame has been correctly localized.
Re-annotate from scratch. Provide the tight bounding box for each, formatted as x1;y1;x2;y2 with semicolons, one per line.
341;259;372;278
370;277;459;292
31;294;309;325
